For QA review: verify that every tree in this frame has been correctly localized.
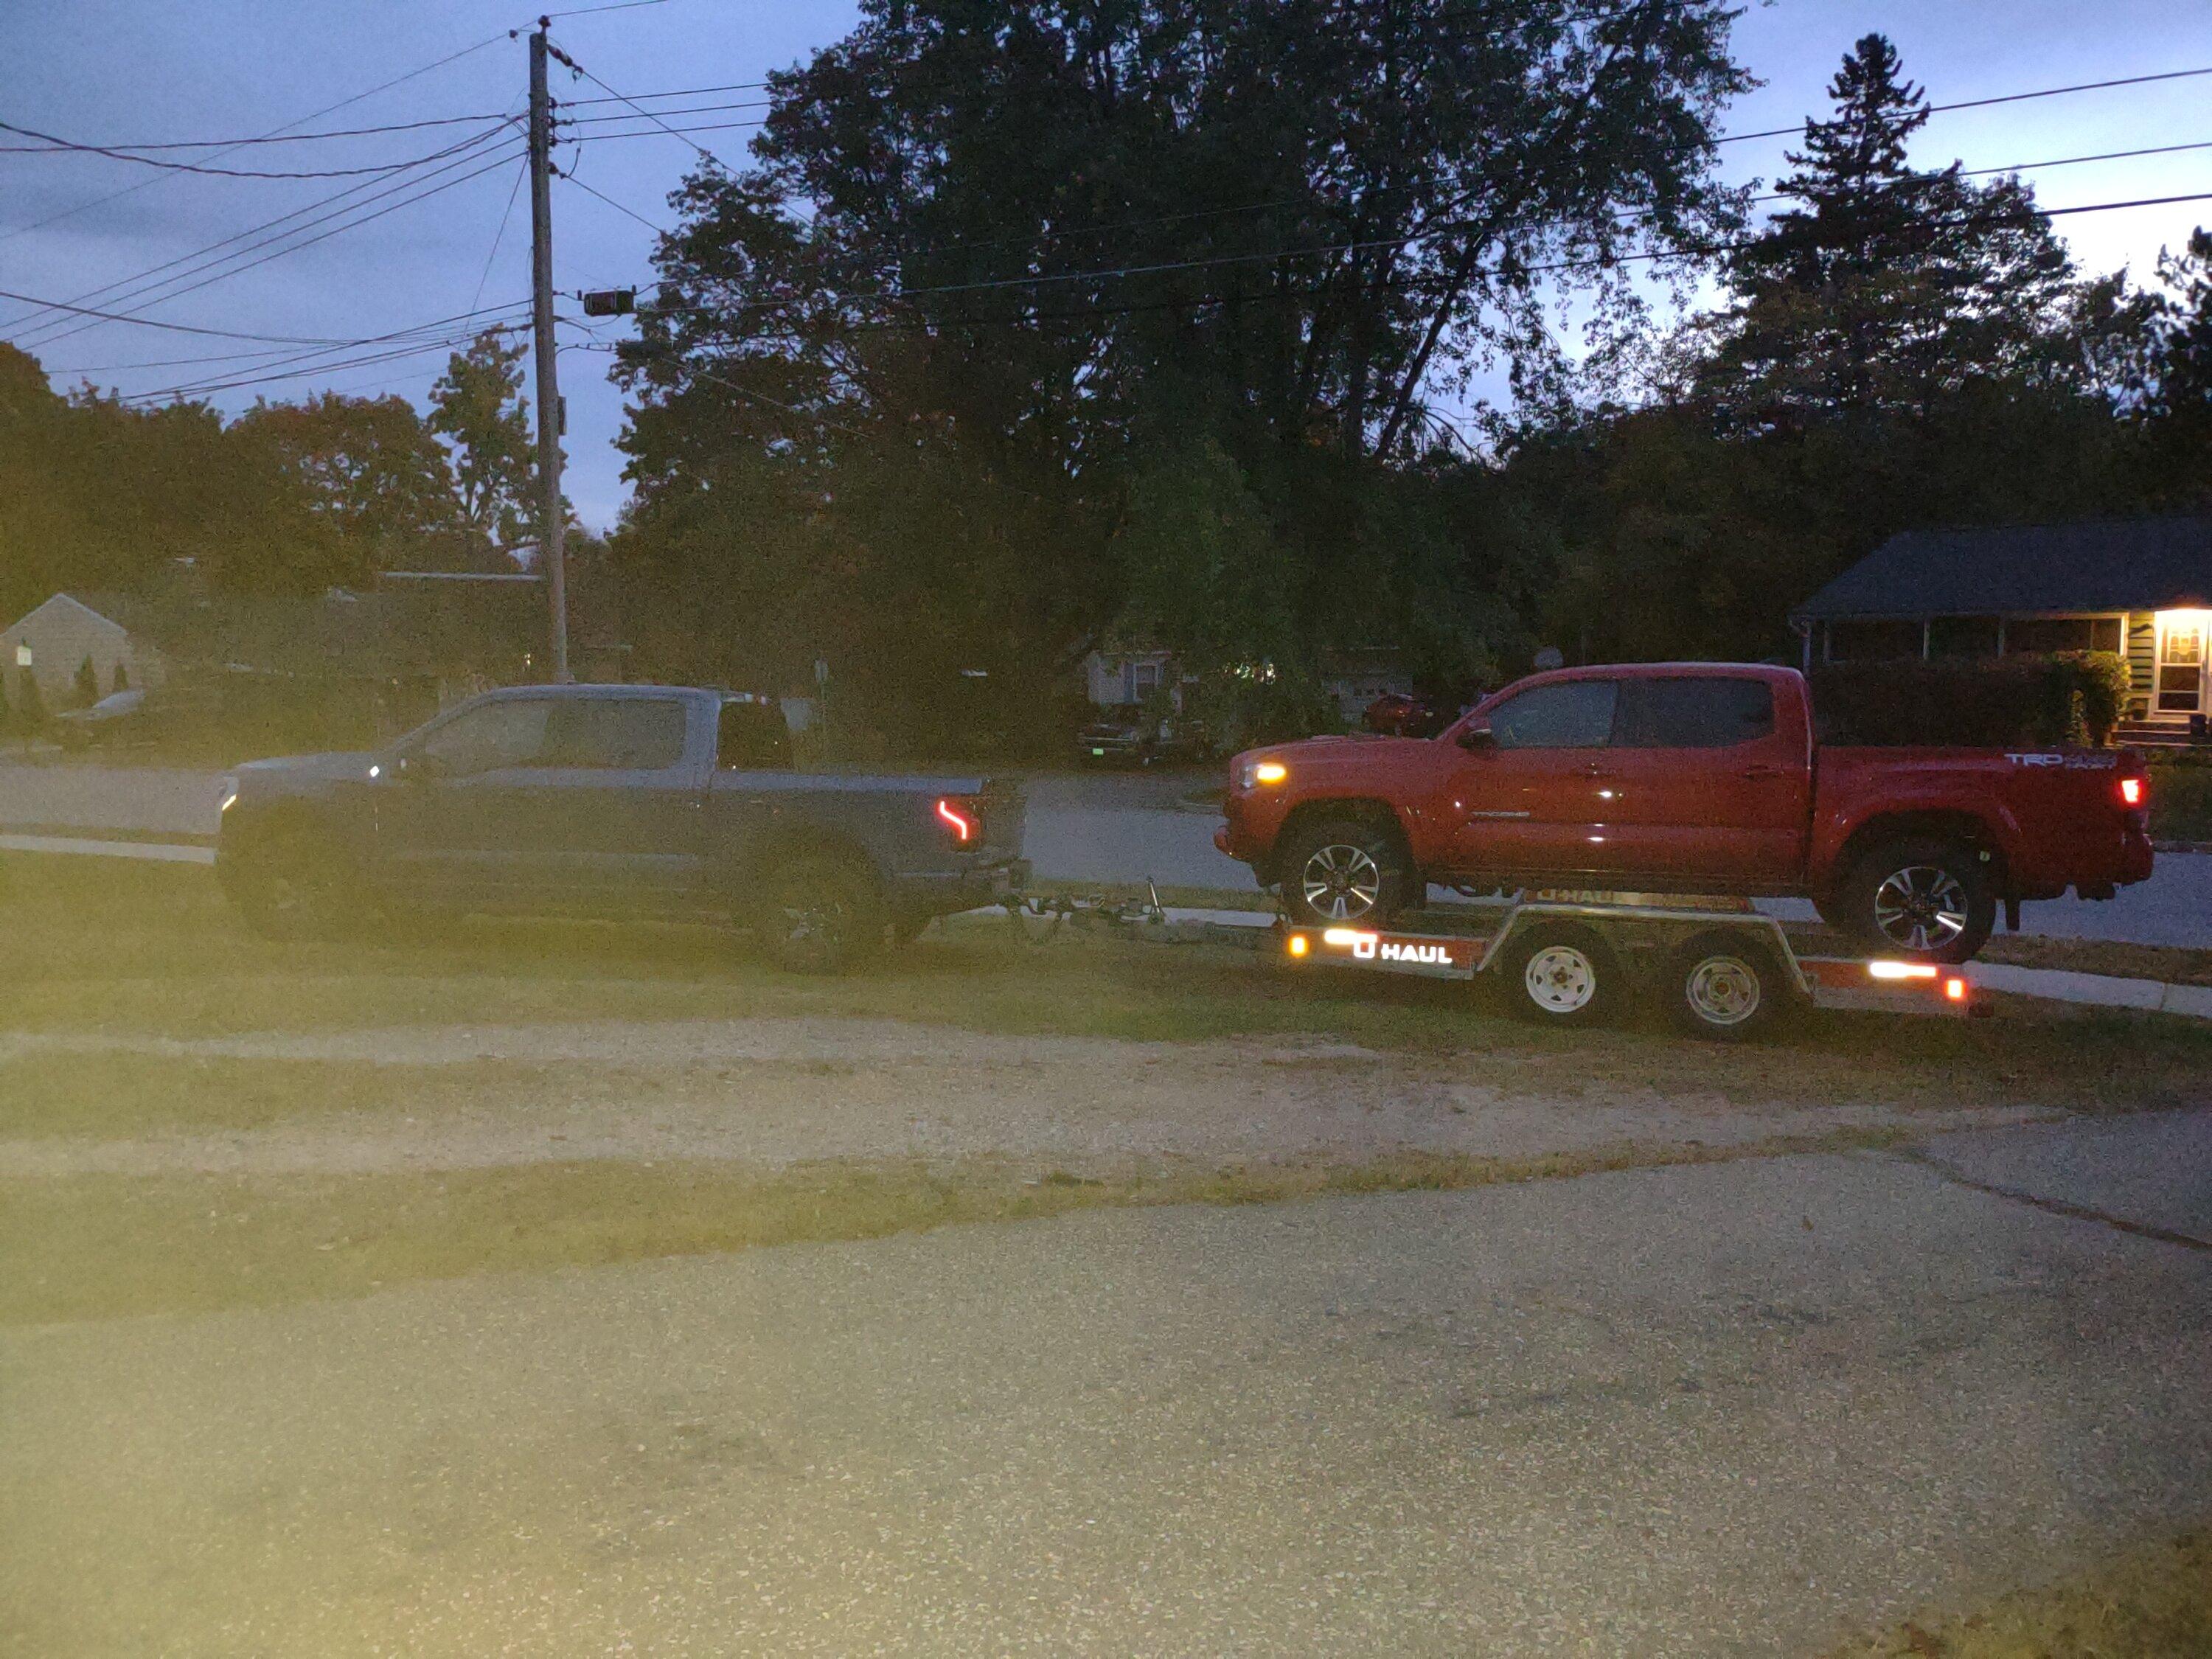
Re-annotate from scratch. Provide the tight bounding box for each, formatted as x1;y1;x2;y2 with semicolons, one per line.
2127;226;2212;505
1694;34;2098;423
233;392;462;563
428;331;538;555
73;656;99;709
615;0;1753;745
15;669;46;734
111;661;128;694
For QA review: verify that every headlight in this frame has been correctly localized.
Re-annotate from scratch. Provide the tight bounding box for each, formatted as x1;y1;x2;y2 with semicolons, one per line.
218;775;239;813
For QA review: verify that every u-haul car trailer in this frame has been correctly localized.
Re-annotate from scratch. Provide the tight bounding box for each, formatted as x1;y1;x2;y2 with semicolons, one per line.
1281;891;1973;1042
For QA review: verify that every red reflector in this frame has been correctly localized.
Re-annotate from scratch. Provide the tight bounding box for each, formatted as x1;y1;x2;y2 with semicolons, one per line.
2119;776;2144;807
935;798;975;842
1944;977;1967;1002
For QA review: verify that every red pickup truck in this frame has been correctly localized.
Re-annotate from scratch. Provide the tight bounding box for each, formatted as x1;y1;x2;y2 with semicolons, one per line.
1216;664;2154;961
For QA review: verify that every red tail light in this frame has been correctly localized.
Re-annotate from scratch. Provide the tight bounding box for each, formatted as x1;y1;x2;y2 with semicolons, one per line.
2118;775;2145;808
935;797;976;843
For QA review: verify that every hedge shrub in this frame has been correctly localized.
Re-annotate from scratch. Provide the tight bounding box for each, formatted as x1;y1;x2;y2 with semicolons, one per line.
2149;751;2212;842
1811;652;2130;748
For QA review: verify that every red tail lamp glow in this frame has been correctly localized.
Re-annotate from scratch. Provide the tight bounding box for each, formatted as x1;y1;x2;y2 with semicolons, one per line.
2119;776;2145;807
935;798;976;842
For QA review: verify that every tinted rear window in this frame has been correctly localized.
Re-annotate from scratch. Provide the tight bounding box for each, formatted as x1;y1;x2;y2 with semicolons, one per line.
540;699;687;769
717;700;792;770
1487;680;1618;749
1613;678;1775;748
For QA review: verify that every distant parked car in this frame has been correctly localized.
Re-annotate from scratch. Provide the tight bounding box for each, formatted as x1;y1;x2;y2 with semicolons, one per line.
216;684;1029;971
1076;714;1211;768
52;688;148;750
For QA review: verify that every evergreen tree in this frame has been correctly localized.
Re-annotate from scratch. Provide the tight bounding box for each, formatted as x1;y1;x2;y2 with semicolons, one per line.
1695;34;2088;423
73;656;99;708
111;661;128;694
16;669;46;733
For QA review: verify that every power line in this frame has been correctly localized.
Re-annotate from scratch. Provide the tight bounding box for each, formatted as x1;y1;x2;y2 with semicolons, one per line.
545;35;732;170
473;158;532;312
0;111;517;153
117;303;529;400
10;136;528;350
564;79;770;104
0;114;512;180
560;170;672;234
0;32;508;244
546;0;674;15
0;285;370;344
1717;62;2212;147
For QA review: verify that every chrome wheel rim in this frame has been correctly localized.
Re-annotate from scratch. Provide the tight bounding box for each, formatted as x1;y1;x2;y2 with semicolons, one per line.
1300;844;1382;922
1871;866;1969;953
778;890;853;964
1523;944;1597;1014
1684;955;1761;1026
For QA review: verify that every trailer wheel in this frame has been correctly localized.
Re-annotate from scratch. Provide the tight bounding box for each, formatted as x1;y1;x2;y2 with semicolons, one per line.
1667;933;1786;1041
1500;924;1618;1027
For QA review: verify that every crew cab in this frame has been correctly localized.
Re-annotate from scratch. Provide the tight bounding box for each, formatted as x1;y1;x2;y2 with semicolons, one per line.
217;684;1026;970
1216;664;2153;962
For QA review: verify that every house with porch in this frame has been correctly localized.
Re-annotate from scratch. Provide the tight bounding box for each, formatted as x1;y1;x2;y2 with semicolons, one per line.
1791;514;2212;745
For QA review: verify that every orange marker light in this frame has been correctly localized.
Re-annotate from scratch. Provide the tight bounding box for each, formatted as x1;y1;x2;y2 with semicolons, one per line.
1287;933;1310;958
1944;976;1968;1002
934;798;975;842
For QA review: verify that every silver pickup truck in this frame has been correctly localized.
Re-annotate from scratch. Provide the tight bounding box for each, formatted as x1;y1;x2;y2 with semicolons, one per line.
216;684;1028;970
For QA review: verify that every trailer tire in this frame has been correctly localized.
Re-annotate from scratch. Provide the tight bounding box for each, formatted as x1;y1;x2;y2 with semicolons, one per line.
1667;933;1787;1041
1276;815;1411;929
1500;923;1619;1028
1836;835;1994;964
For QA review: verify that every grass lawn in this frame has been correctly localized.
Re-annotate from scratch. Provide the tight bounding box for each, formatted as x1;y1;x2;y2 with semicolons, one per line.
1829;1532;2212;1658
7;851;2211;1326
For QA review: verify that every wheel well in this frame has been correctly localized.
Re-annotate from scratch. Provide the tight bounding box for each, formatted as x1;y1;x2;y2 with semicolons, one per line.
1267;799;1414;888
1832;812;2005;893
750;830;883;893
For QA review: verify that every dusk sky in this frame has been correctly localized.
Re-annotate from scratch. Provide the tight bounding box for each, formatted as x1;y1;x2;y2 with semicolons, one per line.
6;0;2211;531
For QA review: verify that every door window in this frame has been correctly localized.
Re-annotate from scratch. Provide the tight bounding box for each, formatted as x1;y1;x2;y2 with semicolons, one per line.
416;698;553;775
1613;678;1775;748
717;699;792;770
1485;681;1618;749
540;699;688;770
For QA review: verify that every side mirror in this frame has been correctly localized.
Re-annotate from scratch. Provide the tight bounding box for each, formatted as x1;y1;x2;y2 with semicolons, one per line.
1456;721;1495;751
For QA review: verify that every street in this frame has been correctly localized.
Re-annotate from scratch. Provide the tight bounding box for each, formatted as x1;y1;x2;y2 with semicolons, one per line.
5;757;2208;947
6;1110;2209;1656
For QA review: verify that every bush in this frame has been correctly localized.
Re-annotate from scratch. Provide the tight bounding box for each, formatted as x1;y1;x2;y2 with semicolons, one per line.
72;656;99;709
2149;752;2212;842
1812;653;2130;747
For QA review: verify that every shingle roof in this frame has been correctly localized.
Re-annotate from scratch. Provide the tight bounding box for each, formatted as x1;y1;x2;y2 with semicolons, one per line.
1792;515;2212;621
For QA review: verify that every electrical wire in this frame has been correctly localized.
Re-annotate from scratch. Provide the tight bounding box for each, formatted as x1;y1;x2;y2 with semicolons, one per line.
545;36;731;170
471;158;532;313
1717;63;2212;147
0;114;512;169
1;121;523;339
122;305;530;400
12;137;527;350
0;32;508;244
560;170;672;234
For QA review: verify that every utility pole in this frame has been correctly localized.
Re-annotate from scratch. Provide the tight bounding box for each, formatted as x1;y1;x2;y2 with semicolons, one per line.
526;18;570;681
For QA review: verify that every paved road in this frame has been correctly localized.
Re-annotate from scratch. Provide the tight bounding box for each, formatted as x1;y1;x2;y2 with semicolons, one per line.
5;758;2208;946
5;1110;2209;1655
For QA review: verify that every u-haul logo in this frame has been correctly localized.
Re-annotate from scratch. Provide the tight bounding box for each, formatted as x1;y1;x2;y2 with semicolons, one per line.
1380;940;1454;965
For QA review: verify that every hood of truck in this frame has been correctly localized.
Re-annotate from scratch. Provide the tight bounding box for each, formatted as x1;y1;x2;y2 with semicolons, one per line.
236;751;380;785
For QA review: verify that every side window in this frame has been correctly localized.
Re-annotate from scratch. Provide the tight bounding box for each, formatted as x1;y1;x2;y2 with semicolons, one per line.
717;700;792;771
540;699;689;769
417;698;552;775
1486;681;1618;749
1614;678;1775;749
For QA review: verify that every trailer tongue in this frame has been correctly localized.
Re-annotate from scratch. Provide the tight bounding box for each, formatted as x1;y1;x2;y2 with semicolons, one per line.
1283;891;1972;1040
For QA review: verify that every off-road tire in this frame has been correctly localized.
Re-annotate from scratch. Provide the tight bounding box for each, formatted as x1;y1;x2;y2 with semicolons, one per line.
1666;932;1787;1042
761;856;883;974
1500;922;1620;1028
1275;815;1412;929
1835;835;1995;964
